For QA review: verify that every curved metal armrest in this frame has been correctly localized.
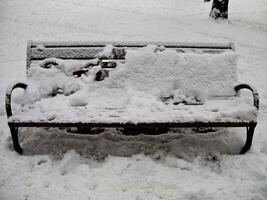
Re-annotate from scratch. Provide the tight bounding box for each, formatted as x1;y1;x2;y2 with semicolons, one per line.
235;83;259;110
5;82;28;118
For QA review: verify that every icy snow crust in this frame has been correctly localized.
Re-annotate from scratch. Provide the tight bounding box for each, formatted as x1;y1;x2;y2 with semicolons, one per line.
9;45;257;123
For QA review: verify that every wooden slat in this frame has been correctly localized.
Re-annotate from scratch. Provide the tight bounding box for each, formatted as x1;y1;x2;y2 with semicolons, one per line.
29;47;229;60
29;59;122;69
30;47;103;60
9;122;256;128
30;41;235;50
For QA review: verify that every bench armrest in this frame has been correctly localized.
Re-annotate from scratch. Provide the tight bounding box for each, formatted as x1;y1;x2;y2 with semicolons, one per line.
5;82;28;118
235;83;259;110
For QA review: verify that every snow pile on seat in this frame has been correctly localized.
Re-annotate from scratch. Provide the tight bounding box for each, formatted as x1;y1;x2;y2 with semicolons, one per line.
23;58;100;104
9;45;257;123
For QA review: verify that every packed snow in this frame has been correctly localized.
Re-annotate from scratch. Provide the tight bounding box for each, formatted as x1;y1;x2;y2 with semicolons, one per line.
0;0;267;200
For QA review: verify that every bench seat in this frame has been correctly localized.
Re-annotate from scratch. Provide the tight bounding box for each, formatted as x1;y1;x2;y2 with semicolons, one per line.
9;97;257;125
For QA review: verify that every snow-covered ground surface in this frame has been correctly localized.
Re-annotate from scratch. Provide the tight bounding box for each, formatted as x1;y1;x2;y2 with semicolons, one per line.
0;0;267;199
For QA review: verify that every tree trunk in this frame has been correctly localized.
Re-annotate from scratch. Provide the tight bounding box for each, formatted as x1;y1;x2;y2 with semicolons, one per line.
209;0;229;20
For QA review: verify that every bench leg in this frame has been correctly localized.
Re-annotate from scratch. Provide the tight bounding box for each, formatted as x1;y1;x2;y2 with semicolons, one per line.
240;125;256;154
9;125;23;154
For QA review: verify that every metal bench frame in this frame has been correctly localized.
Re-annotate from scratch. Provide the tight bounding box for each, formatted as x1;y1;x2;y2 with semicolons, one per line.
5;41;259;154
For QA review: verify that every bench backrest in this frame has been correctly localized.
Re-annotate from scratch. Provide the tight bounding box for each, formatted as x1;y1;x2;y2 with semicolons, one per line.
26;41;237;96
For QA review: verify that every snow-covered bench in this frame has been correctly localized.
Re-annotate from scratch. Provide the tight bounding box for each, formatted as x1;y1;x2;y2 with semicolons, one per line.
6;41;259;154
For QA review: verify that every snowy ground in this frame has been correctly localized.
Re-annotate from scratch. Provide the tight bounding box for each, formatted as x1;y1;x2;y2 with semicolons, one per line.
0;0;267;199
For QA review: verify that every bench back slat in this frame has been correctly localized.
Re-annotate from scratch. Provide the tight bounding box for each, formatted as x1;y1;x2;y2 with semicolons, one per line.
30;41;234;48
27;40;235;69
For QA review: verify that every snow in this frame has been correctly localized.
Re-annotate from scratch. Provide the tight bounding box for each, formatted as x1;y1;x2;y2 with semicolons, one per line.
97;44;114;58
1;0;267;199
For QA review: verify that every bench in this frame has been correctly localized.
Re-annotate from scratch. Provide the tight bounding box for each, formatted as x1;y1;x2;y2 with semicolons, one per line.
6;41;259;154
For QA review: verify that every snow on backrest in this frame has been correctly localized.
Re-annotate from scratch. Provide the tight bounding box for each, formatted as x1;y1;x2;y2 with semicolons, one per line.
27;41;234;68
179;52;238;96
26;42;237;98
105;45;238;97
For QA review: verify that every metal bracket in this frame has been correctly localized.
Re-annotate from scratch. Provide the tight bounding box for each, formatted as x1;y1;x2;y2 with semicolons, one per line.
5;82;28;154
